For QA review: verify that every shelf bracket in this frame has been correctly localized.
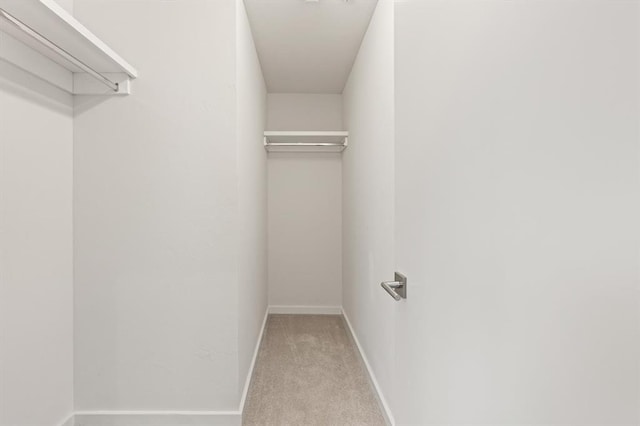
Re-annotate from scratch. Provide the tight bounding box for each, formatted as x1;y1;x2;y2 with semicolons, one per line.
73;72;131;95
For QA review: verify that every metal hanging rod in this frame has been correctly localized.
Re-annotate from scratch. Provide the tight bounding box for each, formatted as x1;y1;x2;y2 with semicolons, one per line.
263;131;349;152
0;7;119;92
265;143;346;147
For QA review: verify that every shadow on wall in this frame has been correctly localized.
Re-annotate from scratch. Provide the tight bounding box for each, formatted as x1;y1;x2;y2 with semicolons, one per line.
73;89;121;116
0;61;72;113
0;59;120;125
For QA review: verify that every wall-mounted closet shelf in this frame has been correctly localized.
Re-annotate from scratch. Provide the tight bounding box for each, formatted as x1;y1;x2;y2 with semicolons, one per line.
264;131;349;153
0;0;137;95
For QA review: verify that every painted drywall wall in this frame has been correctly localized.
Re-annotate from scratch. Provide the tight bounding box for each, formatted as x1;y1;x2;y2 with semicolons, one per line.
268;154;343;310
394;1;639;424
267;94;344;131
0;61;73;425
73;0;241;411
236;0;268;401
267;94;343;310
341;0;395;421
343;0;639;424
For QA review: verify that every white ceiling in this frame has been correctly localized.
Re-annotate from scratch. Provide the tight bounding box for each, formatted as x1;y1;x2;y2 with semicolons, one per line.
244;0;378;94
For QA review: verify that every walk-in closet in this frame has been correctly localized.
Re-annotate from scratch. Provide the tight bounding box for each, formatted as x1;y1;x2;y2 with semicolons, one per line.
2;1;638;425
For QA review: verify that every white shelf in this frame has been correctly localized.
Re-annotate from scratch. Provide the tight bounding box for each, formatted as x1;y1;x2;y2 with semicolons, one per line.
264;131;349;153
0;0;137;94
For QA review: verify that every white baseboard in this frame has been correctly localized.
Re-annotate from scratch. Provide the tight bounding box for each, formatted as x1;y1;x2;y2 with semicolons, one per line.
342;308;396;426
238;308;269;412
63;307;395;426
268;305;342;315
73;412;240;426
71;308;271;426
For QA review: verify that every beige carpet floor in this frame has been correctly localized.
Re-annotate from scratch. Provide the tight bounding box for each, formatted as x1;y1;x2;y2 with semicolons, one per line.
243;315;386;426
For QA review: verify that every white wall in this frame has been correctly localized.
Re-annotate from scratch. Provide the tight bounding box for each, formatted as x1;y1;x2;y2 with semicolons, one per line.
0;60;74;425
341;0;395;421
344;1;639;424
73;0;241;411
393;1;639;424
267;94;343;310
267;94;343;131
236;0;268;401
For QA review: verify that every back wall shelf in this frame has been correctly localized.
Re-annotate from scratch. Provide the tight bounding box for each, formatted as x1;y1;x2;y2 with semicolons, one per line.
0;0;137;95
264;131;349;153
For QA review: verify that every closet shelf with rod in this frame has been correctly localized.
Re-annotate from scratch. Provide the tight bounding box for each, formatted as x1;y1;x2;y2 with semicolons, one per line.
264;131;349;153
0;0;137;95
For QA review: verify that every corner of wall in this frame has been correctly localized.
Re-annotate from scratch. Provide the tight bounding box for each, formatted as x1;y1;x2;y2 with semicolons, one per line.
341;0;396;422
234;0;269;408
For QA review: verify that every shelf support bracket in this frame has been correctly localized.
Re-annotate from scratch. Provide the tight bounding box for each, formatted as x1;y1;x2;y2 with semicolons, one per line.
73;72;131;95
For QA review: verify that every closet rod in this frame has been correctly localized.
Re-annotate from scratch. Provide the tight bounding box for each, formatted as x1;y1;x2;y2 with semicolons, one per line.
266;143;345;147
0;8;119;92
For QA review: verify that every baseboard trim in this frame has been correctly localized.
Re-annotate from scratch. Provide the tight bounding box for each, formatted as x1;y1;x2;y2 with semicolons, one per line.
238;307;269;412
342;308;396;426
268;305;342;315
62;307;394;426
73;412;240;426
71;309;271;426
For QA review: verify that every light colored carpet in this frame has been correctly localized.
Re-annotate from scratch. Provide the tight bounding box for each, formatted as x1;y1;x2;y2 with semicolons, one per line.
243;314;386;426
